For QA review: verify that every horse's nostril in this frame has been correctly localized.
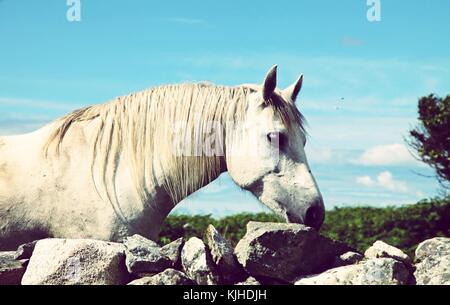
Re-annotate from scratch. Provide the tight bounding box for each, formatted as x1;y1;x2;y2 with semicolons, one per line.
304;206;324;229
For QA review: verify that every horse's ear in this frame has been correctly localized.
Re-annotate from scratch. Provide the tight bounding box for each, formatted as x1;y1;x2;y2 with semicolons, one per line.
284;74;303;103
262;65;277;100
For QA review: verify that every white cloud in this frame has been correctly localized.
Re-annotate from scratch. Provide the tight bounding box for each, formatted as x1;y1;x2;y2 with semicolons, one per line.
306;147;363;165
306;147;334;163
356;175;374;187
354;143;416;166
376;171;409;193
0;97;82;111
356;171;411;193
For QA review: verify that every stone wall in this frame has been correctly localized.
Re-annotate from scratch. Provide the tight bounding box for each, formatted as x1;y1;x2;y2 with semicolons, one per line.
1;222;449;285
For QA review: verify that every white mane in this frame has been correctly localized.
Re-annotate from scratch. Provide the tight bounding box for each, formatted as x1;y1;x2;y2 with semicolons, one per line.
43;84;256;206
44;82;304;214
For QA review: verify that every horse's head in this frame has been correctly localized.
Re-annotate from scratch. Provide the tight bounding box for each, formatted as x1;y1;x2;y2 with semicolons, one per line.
226;65;324;229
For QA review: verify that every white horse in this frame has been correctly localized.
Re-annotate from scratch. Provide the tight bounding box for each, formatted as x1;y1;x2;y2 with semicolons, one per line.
0;66;324;250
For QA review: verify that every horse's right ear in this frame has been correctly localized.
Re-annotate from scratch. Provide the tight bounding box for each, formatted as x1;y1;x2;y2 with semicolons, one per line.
262;65;277;100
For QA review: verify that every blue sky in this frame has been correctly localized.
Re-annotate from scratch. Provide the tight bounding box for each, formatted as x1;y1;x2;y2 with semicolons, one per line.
1;1;449;216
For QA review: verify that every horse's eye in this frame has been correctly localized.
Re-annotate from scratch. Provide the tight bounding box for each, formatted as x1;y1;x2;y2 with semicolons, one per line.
267;132;287;149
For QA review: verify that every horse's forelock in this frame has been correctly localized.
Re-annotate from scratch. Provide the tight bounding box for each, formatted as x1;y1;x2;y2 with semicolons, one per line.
264;93;306;135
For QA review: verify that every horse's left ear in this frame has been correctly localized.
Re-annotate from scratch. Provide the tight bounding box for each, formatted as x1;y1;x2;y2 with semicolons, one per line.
262;65;277;100
284;74;303;103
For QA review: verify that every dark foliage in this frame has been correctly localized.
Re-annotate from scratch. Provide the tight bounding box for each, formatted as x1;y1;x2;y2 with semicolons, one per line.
159;197;450;258
408;94;450;190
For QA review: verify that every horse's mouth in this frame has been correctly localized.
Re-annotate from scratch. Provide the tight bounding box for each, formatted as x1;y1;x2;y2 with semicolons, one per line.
270;200;305;225
285;211;304;224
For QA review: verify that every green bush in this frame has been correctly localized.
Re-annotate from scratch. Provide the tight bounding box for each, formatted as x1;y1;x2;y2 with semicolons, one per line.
158;197;450;258
158;212;282;246
321;197;450;256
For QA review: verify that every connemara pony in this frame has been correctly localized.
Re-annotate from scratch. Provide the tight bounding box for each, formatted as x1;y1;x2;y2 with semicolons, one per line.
0;66;324;250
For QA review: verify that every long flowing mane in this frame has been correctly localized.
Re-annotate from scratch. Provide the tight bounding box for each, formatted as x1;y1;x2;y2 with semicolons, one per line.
43;83;304;219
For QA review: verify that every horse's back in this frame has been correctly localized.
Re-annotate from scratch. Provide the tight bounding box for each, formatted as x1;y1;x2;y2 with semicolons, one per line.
0;134;18;200
0;129;55;250
0;129;48;195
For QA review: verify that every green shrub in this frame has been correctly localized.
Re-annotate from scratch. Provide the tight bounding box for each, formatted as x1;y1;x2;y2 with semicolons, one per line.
158;196;450;258
321;196;450;256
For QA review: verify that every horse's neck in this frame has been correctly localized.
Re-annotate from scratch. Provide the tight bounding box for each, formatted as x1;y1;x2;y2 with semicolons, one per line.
157;154;228;205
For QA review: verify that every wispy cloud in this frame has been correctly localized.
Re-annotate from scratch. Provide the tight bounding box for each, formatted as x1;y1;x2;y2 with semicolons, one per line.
0;114;52;135
164;53;450;97
0;97;84;136
356;171;412;194
306;147;360;165
354;143;417;166
356;175;374;187
0;97;82;112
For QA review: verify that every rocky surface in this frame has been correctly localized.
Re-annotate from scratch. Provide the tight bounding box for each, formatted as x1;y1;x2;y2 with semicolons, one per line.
0;252;27;285
365;240;412;266
160;237;184;269
128;268;195;285
414;237;450;285
14;241;37;260
234;222;352;282
21;238;129;285
0;223;449;285
235;276;261;285
332;251;364;268
295;258;411;285
124;234;172;275
205;224;246;284
181;237;220;285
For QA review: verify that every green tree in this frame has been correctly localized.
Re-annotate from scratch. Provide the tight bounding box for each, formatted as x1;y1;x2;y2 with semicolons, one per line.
408;94;450;191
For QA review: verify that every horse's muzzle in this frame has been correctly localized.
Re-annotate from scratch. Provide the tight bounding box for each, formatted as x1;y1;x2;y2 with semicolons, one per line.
303;205;325;230
286;201;325;230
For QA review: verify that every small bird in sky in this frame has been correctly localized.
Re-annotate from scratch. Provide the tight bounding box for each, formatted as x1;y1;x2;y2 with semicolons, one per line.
336;97;344;110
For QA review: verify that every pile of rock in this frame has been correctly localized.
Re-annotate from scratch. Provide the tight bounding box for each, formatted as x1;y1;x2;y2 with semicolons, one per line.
0;222;449;285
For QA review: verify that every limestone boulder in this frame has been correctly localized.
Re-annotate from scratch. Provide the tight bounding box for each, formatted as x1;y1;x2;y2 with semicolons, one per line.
235;222;352;282
21;238;128;285
181;237;219;285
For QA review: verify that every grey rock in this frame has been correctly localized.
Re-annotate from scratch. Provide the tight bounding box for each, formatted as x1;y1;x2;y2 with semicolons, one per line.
205;224;247;284
21;238;128;285
0;251;27;285
415;237;450;261
128;268;195;285
365;240;412;266
332;251;364;268
181;237;220;285
414;237;450;285
235;276;261;285
14;241;37;260
160;237;184;268
124;234;172;274
295;258;411;285
234;222;352;282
